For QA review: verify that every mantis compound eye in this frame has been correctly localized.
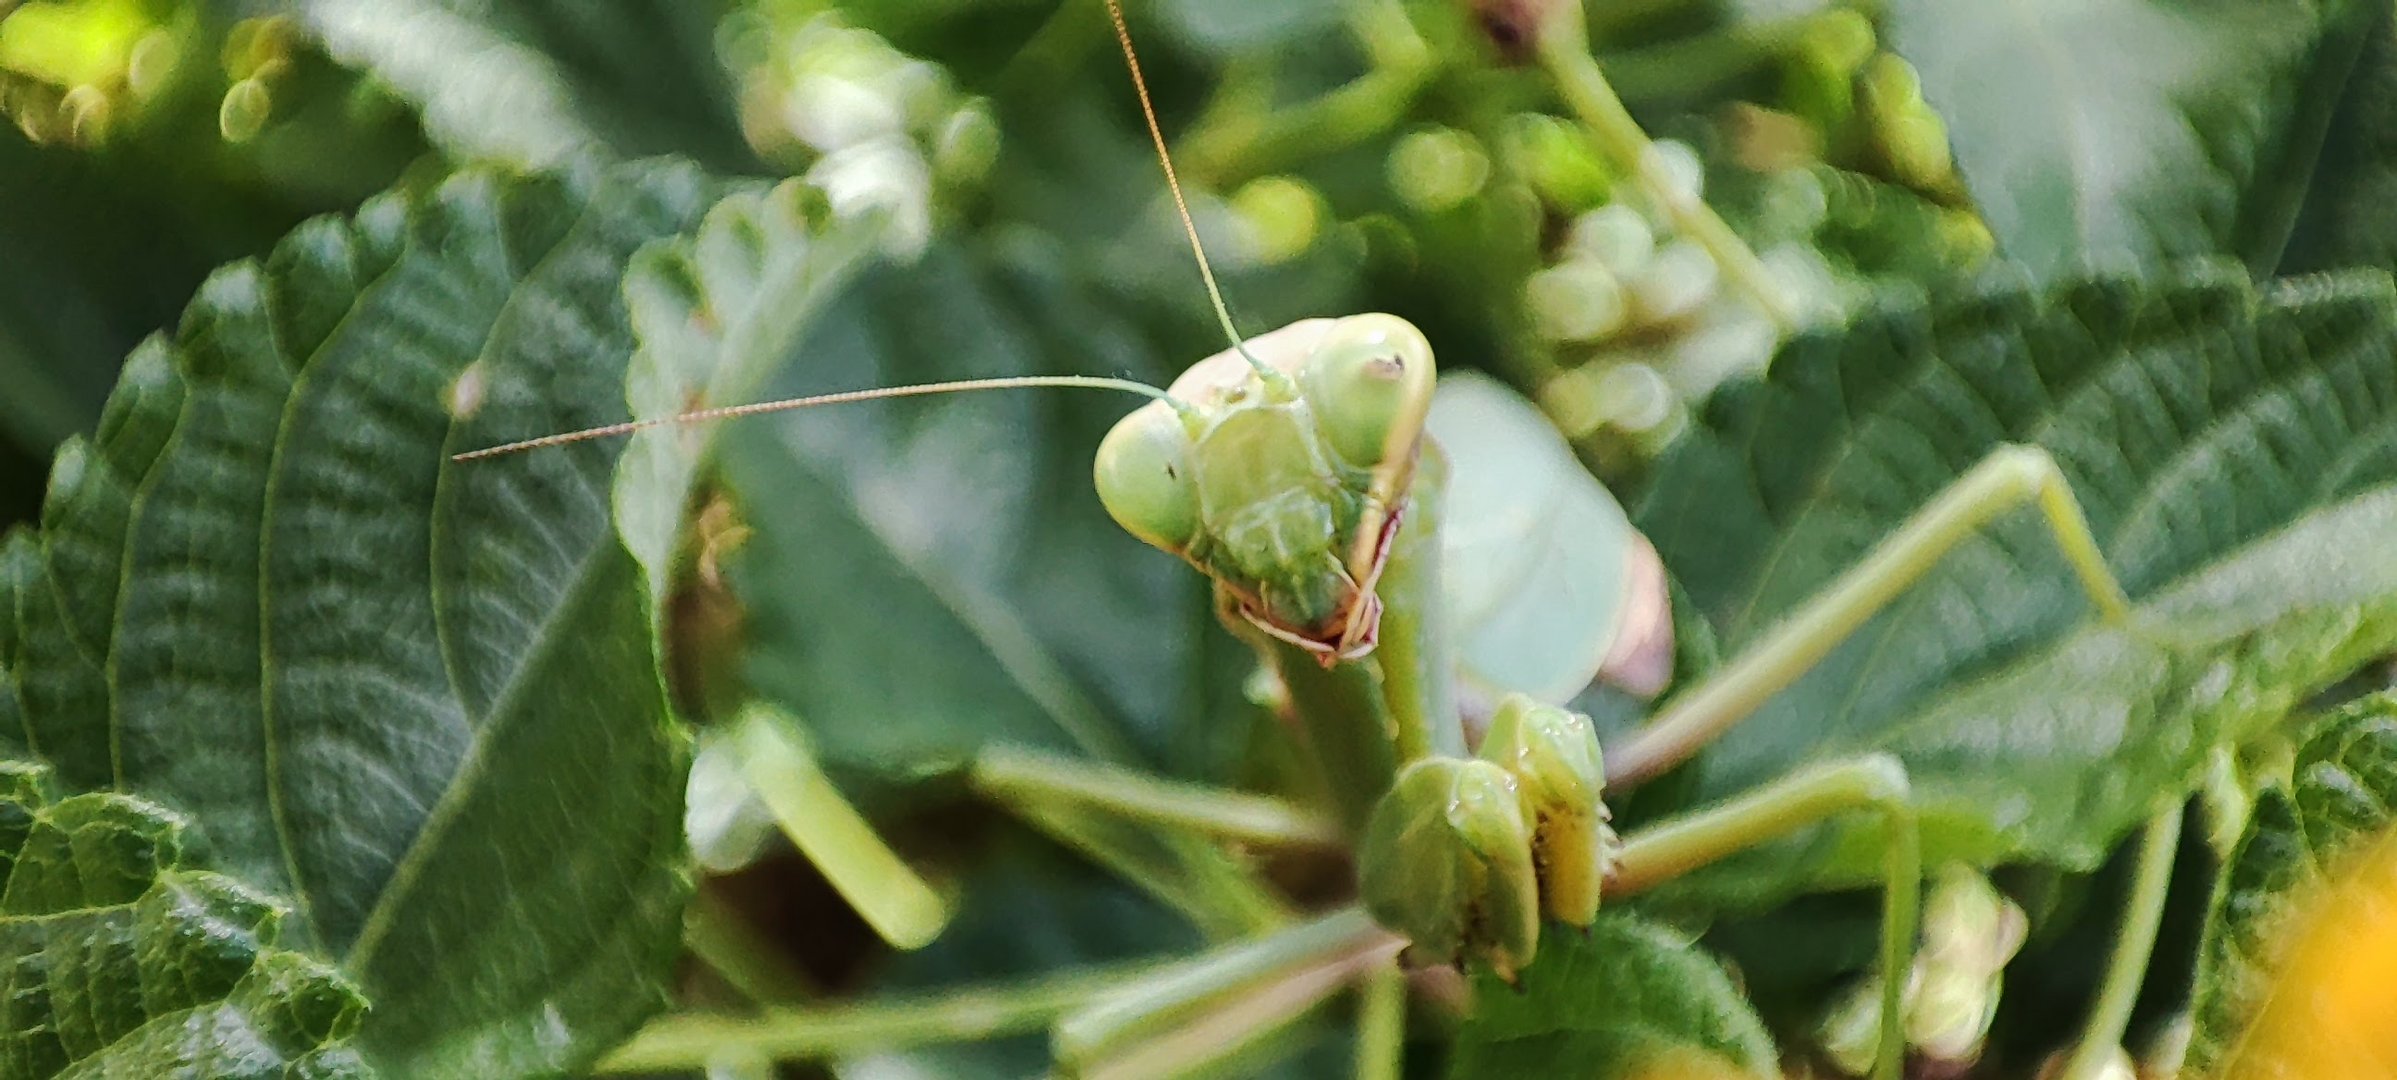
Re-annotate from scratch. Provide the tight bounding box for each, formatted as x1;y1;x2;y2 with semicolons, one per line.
1478;694;1614;928
1298;313;1438;469
1359;757;1541;981
1094;403;1203;554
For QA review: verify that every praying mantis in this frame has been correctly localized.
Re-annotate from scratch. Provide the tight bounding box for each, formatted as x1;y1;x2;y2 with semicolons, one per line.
457;4;2154;1077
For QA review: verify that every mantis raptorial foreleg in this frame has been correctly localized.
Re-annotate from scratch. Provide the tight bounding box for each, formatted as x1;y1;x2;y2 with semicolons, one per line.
1609;443;2133;787
1612;754;1921;1080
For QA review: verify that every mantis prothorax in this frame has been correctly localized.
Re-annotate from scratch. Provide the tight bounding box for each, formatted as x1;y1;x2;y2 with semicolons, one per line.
465;4;2145;1078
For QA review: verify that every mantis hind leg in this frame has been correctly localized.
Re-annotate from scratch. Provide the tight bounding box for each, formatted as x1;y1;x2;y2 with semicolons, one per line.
1610;444;2130;788
1612;754;1921;1080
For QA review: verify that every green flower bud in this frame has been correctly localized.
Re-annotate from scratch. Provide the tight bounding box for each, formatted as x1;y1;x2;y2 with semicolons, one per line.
1566;204;1656;277
931;99;1000;189
1230;175;1325;266
1920;864;2026;975
1502;112;1611;211
1526;259;1628;344
1817;967;1912;1077
1907;965;2000;1062
218;76;270;143
1630;239;1719;325
1388;125;1491;214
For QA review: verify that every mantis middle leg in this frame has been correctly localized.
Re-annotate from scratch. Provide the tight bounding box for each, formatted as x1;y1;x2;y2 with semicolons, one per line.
1609;443;2132;787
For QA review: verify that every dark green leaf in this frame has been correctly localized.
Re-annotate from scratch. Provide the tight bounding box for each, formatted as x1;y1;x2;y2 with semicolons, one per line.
0;763;370;1077
1883;0;2384;275
1450;913;1776;1080
2188;691;2397;1074
719;243;1231;782
290;0;756;169
2278;10;2397;275
1633;267;2397;907
0;162;715;1076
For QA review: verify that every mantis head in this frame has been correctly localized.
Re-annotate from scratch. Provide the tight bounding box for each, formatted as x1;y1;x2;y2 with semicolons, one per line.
1092;313;1438;661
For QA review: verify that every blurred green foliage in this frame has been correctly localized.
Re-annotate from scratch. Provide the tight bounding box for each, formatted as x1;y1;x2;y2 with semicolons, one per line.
6;0;2397;1077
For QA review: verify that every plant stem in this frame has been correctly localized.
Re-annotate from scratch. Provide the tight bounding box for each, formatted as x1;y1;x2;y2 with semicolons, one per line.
1083;936;1404;1080
685;889;816;1005
1528;4;1798;330
1611;445;2130;788
1007;796;1293;939
2058;801;2185;1080
1179;0;1435;188
593;959;1170;1073
971;746;1340;848
1354;957;1409;1080
1055;906;1394;1065
997;0;1105;94
1182;65;1433;189
733;704;951;950
1598;10;1862;104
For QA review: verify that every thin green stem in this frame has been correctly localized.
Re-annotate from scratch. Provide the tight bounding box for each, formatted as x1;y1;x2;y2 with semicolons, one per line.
2059;801;2185;1080
594;958;1171;1073
1875;802;1922;1080
1611;445;2131;788
1613;754;1917;1080
996;0;1104;94
1083;935;1404;1080
1354;957;1409;1080
1529;7;1798;330
1598;9;1860;103
1055;907;1393;1066
1010;797;1293;939
684;889;816;1005
733;705;951;950
971;746;1340;848
1179;0;1434;188
1181;65;1433;189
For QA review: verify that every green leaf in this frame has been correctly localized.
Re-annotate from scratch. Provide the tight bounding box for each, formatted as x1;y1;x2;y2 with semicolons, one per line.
290;0;756;170
1882;0;2384;276
0;161;717;1076
1633;266;2397;907
1449;913;1775;1080
613;178;885;608
2278;10;2397;275
717;243;1229;781
2188;691;2397;1074
0;763;370;1078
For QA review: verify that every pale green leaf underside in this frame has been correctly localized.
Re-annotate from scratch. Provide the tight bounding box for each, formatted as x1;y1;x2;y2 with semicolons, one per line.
1884;0;2379;276
294;0;754;171
1449;913;1775;1079
1635;266;2397;907
2188;692;2397;1074
0;163;711;1076
614;178;884;608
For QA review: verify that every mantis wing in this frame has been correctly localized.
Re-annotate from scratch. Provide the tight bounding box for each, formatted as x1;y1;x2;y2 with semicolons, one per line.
1428;373;1671;704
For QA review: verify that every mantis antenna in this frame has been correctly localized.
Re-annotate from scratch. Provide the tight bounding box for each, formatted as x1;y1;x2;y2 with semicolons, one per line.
450;2;1249;464
450;375;1183;461
1100;0;1278;381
